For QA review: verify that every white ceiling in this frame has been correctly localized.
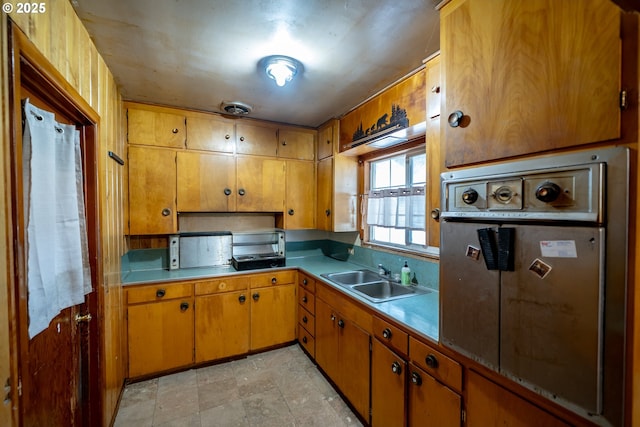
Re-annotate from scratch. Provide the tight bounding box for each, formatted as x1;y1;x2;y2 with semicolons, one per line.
71;0;441;127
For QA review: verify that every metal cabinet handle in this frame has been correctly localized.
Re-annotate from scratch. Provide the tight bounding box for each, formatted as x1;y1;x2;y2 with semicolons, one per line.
302;278;308;285
172;128;179;134
302;336;307;344
425;354;439;369
326;139;331;145
325;209;331;217
224;188;232;196
338;319;345;328
330;314;336;322
391;361;402;375
288;209;295;216
302;296;308;303
239;136;245;142
271;277;277;284
180;302;189;311
252;293;260;301
448;110;464;128
382;328;392;340
225;134;231;140
302;316;308;323
411;371;422;386
238;188;246;196
431;85;440;94
161;208;171;217
282;140;287;146
156;289;166;298
238;294;246;303
431;208;440;220
75;313;92;324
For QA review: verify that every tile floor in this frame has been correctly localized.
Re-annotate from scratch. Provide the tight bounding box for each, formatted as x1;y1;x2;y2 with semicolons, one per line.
114;344;364;427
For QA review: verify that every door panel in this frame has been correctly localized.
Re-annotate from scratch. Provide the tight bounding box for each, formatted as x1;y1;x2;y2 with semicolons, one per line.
500;225;603;413
439;220;500;369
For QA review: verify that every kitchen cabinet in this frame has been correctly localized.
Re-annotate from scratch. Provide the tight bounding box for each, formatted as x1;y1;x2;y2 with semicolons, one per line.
128;145;177;235
284;160;316;229
466;371;569;427
126;282;194;377
315;284;371;421
185;112;235;153
249;271;297;350
440;0;624;167
277;127;315;160
236;156;285;212
236;121;278;156
425;53;442;248
127;105;186;148
297;273;316;357
177;151;236;212
194;277;249;363
371;338;407;427
317;122;334;160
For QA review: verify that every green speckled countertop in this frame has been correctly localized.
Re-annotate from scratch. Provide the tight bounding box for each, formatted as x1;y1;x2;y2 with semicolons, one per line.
122;249;439;342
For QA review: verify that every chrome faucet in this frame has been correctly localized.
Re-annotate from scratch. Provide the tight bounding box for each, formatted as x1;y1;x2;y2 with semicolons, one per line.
378;264;391;277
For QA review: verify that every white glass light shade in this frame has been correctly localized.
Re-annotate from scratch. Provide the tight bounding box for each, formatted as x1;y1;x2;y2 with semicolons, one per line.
262;56;300;87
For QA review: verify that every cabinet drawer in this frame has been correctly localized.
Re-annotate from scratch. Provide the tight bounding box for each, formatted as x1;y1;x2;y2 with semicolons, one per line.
298;324;315;358
249;270;296;288
195;276;247;295
373;316;409;357
127;282;193;304
410;337;462;393
298;288;315;314
298;306;315;334
298;273;316;293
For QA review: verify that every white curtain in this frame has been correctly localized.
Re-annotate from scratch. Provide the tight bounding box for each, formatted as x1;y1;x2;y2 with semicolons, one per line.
366;186;425;229
23;99;92;339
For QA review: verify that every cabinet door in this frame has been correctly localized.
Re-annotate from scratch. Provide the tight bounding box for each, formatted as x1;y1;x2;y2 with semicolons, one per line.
186;113;235;153
250;284;296;350
278;128;315;160
236;156;285;212
127;298;194;377
127;107;185;148
409;364;461;427
441;0;621;167
177;151;236;212
236;122;278;156
372;339;406;427
128;146;177;235
425;54;441;249
315;298;339;380
285;160;315;229
317;123;334;160
339;316;371;422
316;157;333;230
195;291;249;363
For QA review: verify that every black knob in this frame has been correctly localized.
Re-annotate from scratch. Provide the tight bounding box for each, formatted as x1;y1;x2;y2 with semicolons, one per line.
325;209;331;217
425;354;439;369
156;289;166;298
391;361;402;375
302;296;308;303
382;328;392;340
271;277;277;284
180;302;189;311
252;293;260;301
411;371;423;386
448;110;464;127
238;188;246;196
302;316;308;323
302;279;308;285
224;188;232;196
172;128;179;134
302;336;307;344
288;209;294;216
238;294;246;303
462;189;478;205
338;319;345;328
535;182;561;203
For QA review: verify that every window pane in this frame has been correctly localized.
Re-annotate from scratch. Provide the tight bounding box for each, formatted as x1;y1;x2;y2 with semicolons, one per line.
388;228;405;245
390;155;406;187
410;230;426;245
411;153;426;185
372;159;390;189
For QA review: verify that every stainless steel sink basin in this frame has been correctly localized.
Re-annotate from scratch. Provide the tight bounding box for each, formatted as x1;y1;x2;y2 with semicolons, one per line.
352;281;430;303
322;269;383;285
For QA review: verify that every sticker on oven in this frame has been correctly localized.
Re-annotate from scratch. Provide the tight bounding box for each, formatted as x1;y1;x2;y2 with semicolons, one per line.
539;240;577;258
529;258;552;279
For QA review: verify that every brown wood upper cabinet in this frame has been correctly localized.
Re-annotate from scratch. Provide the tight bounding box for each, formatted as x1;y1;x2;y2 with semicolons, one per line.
127;105;186;148
317;122;334;160
186;112;235;153
236;121;278;156
277;128;315;160
441;0;626;167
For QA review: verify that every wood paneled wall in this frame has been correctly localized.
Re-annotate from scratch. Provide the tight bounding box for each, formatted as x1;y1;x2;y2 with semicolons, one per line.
1;2;125;425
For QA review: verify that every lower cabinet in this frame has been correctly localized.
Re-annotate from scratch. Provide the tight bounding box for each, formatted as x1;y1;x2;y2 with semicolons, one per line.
408;363;461;427
126;282;194;377
371;338;407;427
315;294;371;421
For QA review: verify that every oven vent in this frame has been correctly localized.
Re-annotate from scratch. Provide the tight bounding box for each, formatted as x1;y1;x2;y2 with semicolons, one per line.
220;101;253;116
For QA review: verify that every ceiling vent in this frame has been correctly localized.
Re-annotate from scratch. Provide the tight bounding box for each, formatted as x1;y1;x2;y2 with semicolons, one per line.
220;101;253;116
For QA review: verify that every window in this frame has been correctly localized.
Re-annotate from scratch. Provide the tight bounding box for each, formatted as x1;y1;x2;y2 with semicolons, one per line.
365;148;426;251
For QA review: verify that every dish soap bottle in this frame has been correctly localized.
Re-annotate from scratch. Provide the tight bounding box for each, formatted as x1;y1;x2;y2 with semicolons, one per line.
401;261;411;285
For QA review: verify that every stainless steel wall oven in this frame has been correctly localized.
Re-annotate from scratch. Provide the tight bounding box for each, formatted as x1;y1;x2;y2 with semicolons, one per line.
439;147;629;426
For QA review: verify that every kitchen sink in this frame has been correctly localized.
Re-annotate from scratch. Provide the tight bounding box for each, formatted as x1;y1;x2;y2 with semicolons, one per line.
352;281;430;303
322;269;383;285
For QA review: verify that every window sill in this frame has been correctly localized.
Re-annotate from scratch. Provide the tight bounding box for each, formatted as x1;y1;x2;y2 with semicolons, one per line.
363;241;440;261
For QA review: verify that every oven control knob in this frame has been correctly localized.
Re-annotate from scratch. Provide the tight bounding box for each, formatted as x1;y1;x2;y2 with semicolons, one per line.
462;189;478;205
535;182;561;203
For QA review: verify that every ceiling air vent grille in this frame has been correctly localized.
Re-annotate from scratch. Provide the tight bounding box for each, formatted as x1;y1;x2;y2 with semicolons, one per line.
220;101;253;116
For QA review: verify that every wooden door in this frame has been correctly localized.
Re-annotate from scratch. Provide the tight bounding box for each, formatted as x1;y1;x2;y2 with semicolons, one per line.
441;0;622;167
408;364;461;427
186;112;235;153
371;339;406;427
195;291;249;362
127;107;186;148
128;146;177;234
127;298;194;377
177;151;236;212
250;284;296;350
236;122;278;156
278;128;315;160
315;299;340;380
316;157;333;230
339;316;371;422
285;160;315;229
236;156;285;212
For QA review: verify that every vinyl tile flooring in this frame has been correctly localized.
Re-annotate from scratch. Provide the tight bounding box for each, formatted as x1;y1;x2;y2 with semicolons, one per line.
113;344;364;427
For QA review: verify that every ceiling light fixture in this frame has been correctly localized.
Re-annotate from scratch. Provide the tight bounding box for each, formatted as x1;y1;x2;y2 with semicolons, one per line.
261;55;301;87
